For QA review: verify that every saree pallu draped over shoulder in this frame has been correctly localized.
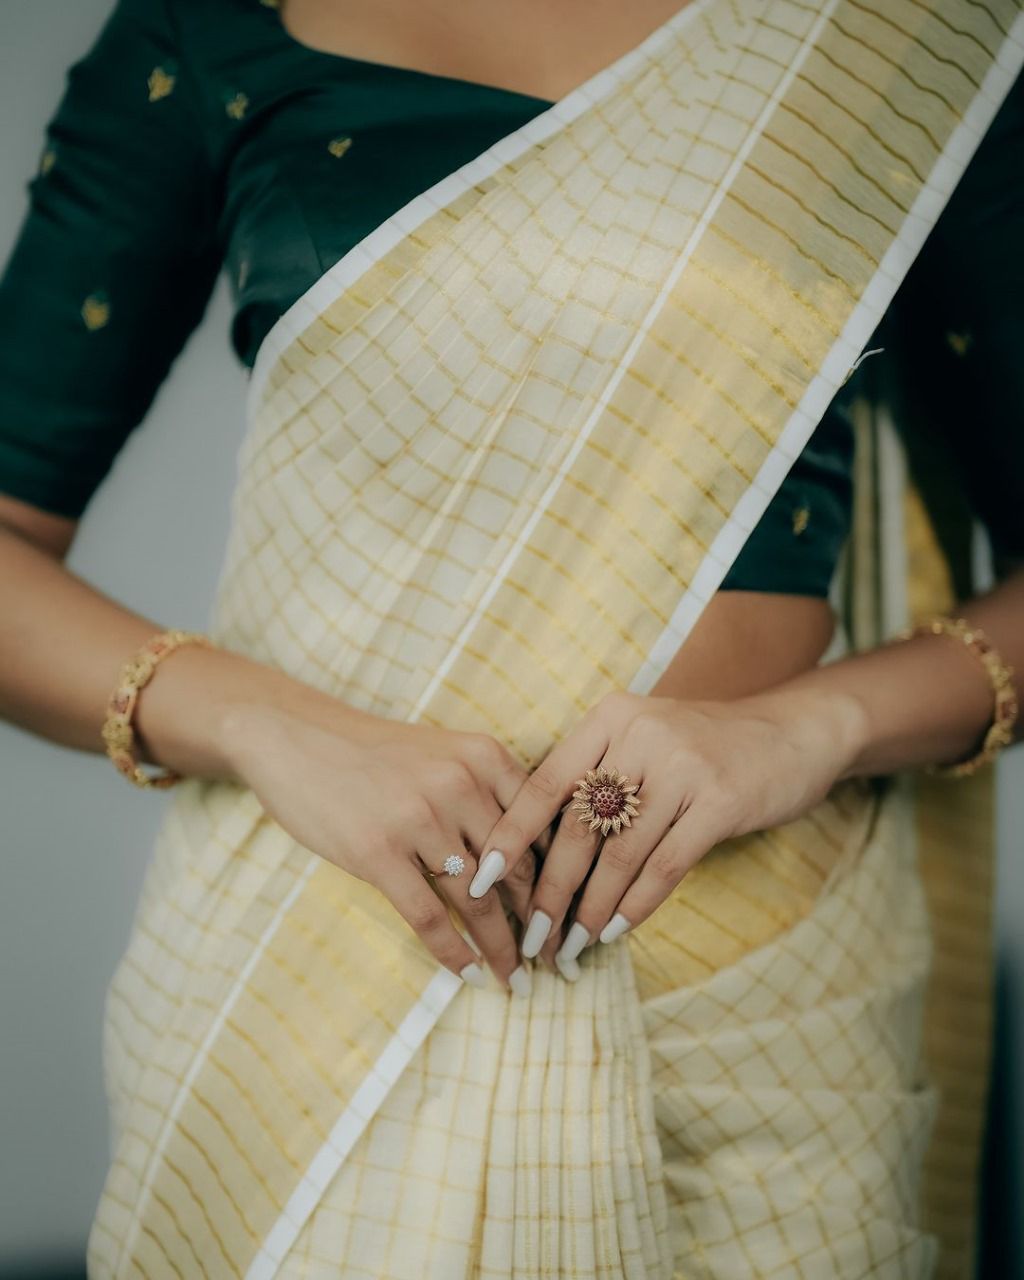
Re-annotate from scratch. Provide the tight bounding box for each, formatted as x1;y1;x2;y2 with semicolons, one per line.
86;2;1024;1277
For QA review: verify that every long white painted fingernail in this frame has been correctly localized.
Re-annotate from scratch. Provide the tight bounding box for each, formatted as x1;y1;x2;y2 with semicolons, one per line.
521;909;552;959
555;951;581;982
460;962;488;989
508;965;531;998
599;912;631;944
469;849;505;898
557;921;590;964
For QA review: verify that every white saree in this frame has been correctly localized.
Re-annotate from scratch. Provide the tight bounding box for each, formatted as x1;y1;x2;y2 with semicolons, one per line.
86;1;1024;1277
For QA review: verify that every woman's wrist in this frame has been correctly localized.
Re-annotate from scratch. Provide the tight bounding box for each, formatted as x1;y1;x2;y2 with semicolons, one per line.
216;687;391;787
131;643;381;786
754;625;1000;782
741;681;871;784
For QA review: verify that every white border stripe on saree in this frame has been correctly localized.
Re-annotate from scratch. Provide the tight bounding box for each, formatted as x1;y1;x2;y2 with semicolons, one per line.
640;8;1024;686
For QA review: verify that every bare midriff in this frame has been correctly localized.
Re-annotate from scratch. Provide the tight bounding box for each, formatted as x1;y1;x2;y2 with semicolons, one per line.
651;593;837;701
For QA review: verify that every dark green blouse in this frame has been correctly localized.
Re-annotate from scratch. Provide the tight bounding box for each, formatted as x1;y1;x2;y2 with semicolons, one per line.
0;0;1020;598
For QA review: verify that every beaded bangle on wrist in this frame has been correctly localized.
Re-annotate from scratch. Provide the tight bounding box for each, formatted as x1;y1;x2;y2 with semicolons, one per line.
101;628;213;789
894;615;1019;778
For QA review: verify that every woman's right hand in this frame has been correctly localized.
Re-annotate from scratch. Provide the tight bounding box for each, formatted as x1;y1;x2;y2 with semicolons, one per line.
220;696;537;993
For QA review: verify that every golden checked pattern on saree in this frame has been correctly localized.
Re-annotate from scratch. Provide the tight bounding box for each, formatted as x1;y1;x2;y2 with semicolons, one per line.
86;1;1023;1277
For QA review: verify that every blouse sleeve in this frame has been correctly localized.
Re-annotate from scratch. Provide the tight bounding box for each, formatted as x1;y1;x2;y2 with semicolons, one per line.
0;0;222;519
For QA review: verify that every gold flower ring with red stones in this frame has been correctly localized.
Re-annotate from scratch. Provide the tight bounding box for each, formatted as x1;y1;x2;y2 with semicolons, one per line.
569;765;640;837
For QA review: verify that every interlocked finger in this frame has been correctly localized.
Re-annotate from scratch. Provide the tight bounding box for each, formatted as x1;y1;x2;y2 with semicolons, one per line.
520;782;609;965
456;785;532;927
606;801;724;938
496;845;537;933
533;756;646;974
378;857;484;985
560;783;680;959
418;822;522;991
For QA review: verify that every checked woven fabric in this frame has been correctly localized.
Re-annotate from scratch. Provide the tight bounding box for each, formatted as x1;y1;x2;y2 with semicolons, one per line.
87;0;1020;1276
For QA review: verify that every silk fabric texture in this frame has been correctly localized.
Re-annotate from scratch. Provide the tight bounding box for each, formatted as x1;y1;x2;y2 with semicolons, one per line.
86;2;1023;1277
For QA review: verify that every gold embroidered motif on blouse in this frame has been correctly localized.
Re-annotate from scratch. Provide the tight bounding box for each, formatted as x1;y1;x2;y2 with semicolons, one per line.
225;92;250;121
38;147;57;176
946;330;974;357
82;293;111;331
327;136;353;158
792;506;810;536
147;66;176;102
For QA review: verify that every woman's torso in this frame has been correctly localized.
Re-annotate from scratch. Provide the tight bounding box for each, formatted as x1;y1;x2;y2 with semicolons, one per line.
211;0;845;686
18;0;1023;692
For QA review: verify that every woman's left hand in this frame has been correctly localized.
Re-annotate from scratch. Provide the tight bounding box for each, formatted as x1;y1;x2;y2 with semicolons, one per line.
470;685;867;976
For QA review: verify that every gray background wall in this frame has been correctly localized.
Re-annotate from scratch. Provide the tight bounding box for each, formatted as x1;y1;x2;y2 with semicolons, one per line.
0;2;1020;1274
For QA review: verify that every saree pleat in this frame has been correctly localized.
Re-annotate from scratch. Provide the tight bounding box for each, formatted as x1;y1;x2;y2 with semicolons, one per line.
646;785;938;1277
86;1;1023;1276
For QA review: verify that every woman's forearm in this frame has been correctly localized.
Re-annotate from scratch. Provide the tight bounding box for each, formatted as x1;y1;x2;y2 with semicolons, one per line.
6;490;1021;795
760;565;1024;779
0;515;535;983
0;520;371;784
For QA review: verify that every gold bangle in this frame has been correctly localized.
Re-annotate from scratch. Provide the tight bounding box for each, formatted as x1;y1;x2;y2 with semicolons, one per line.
894;615;1019;778
101;628;213;789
